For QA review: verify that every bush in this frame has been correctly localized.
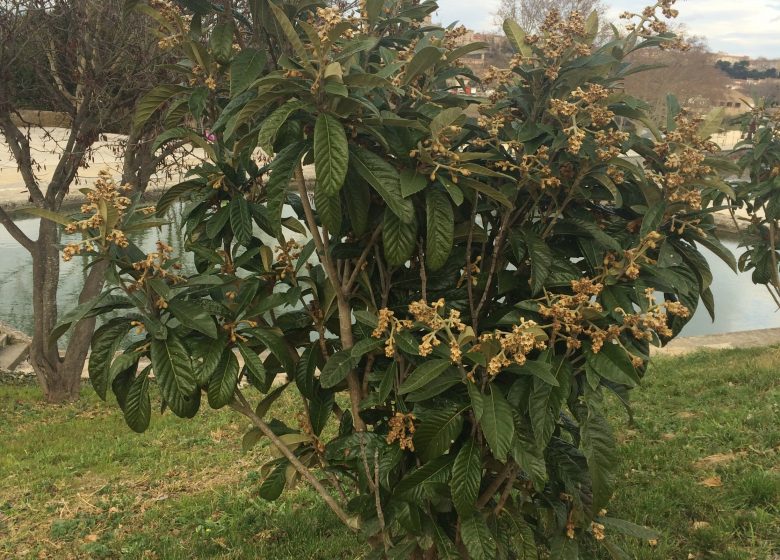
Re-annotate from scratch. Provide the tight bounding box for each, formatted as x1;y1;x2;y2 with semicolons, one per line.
728;101;780;307
65;0;736;557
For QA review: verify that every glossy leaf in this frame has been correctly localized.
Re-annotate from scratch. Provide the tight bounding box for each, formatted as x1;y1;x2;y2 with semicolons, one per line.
399;359;452;394
383;209;417;266
479;385;515;462
414;406;465;462
451;439;481;516
351;147;414;223
168;300;218;339
319;350;355;389
460;513;497;560
207;350;240;409
314;114;349;196
150;335;198;417
425;188;454;270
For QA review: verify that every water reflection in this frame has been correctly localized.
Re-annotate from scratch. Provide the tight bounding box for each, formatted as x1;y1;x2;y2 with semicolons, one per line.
0;207;188;336
0;208;776;337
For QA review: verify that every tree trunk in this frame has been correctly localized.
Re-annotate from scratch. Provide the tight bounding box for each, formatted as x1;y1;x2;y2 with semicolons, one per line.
28;219;109;403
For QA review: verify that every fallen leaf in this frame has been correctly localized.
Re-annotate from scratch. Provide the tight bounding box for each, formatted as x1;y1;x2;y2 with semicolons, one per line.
692;521;710;530
699;476;723;488
693;451;745;470
677;411;696;419
84;534;98;543
661;433;676;441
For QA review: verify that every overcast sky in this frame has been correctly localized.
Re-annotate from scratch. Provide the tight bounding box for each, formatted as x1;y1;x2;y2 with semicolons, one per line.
434;0;780;58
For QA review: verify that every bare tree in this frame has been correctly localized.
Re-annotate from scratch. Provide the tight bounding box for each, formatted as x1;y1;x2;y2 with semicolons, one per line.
749;80;780;106
495;0;606;33
0;0;177;402
623;39;728;121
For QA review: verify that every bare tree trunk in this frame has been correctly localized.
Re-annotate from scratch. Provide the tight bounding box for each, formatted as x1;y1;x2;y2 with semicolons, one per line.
29;220;71;402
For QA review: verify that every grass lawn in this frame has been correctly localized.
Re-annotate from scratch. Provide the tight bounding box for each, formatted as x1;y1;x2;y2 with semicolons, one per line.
0;347;778;559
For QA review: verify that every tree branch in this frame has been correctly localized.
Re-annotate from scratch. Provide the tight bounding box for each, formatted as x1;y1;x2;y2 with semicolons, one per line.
0;205;35;252
231;389;356;530
293;165;366;431
344;224;383;293
0;115;45;203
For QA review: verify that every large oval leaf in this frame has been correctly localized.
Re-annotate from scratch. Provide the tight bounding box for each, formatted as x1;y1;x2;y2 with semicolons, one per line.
207;350;240;409
124;367;151;433
479;384;515;461
89;319;132;400
230;48;267;95
319;350;356;389
383;209;418;266
451;438;482;516
414;406;465;462
314;114;349;196
167;300;218;339
150;335;198;417
425;189;454;270
460;513;497;560
351;147;413;223
399;359;452;394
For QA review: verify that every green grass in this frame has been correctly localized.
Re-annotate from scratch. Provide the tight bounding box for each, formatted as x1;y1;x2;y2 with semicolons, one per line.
1;347;778;559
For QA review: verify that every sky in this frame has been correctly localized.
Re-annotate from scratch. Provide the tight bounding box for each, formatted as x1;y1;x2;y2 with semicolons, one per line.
434;0;780;58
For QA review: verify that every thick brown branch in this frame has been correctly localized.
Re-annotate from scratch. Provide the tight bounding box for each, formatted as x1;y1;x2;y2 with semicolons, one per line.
477;461;515;509
231;390;356;530
0;205;35;252
293;165;366;431
344;224;383;293
0;115;44;203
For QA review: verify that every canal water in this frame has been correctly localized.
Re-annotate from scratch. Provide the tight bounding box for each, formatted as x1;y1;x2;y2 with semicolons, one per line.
0;209;776;338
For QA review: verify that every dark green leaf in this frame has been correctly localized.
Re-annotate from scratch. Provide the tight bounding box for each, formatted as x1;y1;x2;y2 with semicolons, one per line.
207;350;240;409
320;350;356;388
460;513;497;560
344;173;370;235
209;22;234;63
351;147;413;223
252;328;297;374
451;438;481;516
151;335;198;417
238;342;267;389
315;186;342;233
314;114;349;195
399;359;452;394
426;189;454;270
525;230;553;295
258;100;308;154
430;107;464;137
259;460;288;500
89;319;132;400
133;85;188;131
230;197;253;245
414;406;465;462
383;209;417;266
581;409;617;511
401;168;427;198
550;534;580;559
267;142;307;237
168;300;218;339
480;384;514;461
231;48;266;95
124;367;151;433
403;46;443;85
584;342;640;387
394;455;453;500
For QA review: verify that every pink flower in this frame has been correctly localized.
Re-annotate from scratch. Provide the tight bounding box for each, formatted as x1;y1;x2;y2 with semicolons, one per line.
204;129;216;143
